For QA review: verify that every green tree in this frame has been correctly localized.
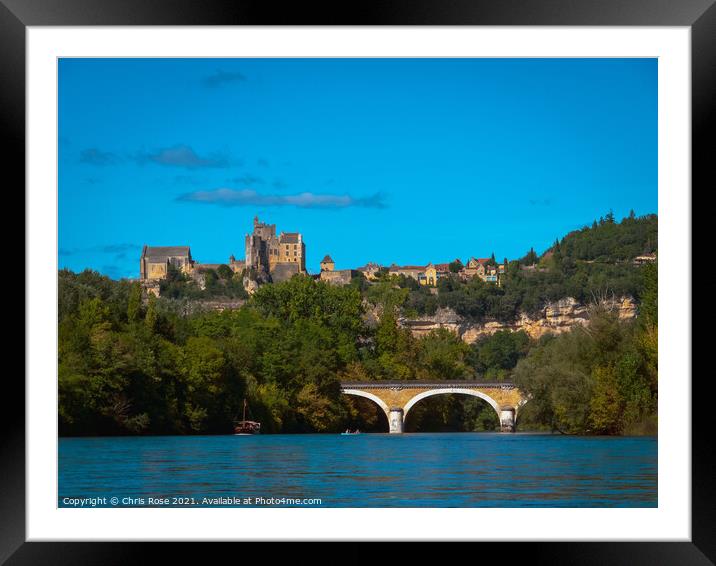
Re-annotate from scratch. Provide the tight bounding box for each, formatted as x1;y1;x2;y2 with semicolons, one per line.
145;295;159;332
179;336;227;431
449;259;463;273
373;306;417;380
523;247;538;266
514;308;656;434
470;330;529;380
127;282;143;323
639;261;657;327
217;264;233;280
416;328;472;380
589;365;624;434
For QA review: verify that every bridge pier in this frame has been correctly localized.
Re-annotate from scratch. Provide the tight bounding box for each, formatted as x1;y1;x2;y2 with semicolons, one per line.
499;406;516;433
388;408;404;434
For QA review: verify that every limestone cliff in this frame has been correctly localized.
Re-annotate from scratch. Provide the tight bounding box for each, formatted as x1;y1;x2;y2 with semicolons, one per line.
398;297;637;343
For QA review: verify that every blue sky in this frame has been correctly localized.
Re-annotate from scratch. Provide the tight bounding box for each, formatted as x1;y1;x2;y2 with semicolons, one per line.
58;58;657;279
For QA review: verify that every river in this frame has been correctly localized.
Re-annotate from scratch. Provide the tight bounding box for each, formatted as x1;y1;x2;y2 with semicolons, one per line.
58;433;656;507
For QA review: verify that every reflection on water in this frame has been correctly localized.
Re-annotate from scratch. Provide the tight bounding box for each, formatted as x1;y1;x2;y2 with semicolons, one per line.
59;433;657;507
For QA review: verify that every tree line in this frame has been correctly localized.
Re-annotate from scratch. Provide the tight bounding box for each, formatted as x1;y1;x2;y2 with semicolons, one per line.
58;212;657;436
384;211;656;321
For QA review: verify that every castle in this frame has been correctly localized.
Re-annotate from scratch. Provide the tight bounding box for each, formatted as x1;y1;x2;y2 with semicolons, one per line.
245;216;306;282
139;217;306;292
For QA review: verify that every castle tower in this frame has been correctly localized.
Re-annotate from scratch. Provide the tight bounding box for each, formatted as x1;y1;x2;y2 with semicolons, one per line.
320;255;335;272
244;216;306;282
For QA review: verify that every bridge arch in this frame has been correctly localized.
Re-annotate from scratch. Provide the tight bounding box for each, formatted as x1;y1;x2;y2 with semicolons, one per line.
403;388;501;421
342;389;390;416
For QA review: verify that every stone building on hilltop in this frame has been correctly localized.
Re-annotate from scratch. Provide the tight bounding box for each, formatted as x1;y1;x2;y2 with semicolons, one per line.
356;262;382;280
460;257;505;283
245;216;306;283
139;245;194;281
388;264;425;280
420;263;450;286
138;216;307;295
383;257;506;287
319;254;335;272
319;254;360;285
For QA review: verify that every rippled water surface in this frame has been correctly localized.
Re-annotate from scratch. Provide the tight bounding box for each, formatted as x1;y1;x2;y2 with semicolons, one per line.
59;433;657;507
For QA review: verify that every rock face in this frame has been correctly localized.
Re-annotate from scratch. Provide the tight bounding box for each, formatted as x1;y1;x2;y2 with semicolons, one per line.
243;277;261;295
398;297;638;343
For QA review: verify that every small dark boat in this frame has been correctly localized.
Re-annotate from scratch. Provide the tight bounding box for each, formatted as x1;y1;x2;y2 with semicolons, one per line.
234;399;261;435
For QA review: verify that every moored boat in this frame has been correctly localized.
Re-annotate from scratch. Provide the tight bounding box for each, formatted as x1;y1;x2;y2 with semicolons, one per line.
234;399;261;435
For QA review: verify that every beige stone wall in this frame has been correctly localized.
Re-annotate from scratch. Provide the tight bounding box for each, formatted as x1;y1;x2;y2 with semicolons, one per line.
146;262;167;280
268;251;278;270
268;241;305;272
320;269;354;285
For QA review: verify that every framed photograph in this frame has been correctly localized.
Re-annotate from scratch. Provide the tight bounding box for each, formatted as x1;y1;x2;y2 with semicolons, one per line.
7;0;710;561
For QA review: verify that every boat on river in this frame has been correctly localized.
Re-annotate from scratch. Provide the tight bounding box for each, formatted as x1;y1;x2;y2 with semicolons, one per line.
341;429;361;435
234;399;261;435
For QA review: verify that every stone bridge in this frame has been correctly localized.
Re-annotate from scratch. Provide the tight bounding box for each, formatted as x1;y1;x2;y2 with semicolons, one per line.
340;381;526;434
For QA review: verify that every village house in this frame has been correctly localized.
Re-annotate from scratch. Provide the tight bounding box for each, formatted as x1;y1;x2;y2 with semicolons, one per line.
384;258;505;287
461;257;490;279
355;262;382;280
460;257;503;283
388;264;425;281
420;263;450;286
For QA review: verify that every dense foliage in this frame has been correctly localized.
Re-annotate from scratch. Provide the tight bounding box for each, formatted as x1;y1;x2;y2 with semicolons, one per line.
60;271;529;435
58;212;657;436
159;264;248;300
393;212;656;321
557;209;657;262
514;262;658;435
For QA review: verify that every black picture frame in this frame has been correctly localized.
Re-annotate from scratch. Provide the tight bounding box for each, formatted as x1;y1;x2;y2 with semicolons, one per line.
4;0;710;561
